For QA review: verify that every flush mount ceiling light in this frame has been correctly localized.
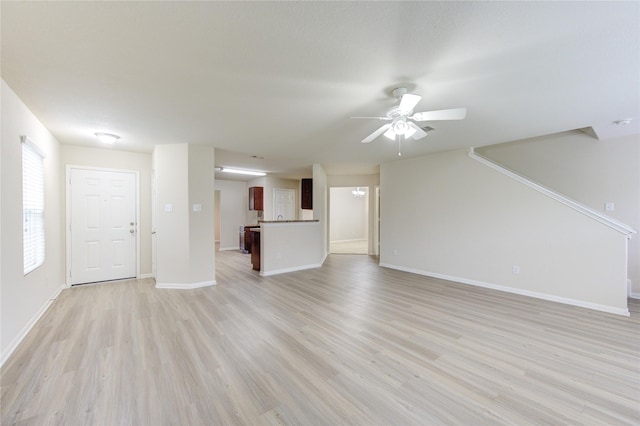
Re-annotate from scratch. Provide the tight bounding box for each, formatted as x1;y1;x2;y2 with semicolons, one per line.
219;167;266;176
95;132;120;144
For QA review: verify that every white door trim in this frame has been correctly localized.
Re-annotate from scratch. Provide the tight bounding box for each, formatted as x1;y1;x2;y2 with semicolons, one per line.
65;165;140;287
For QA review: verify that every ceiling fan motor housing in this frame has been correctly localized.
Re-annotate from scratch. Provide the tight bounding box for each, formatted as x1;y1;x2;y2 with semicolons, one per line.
392;87;409;98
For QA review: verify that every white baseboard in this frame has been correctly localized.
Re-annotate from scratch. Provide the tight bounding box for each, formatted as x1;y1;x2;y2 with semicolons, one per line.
629;292;640;299
379;263;630;317
219;246;240;251
139;273;154;279
155;280;217;289
1;285;64;367
260;263;323;277
331;238;367;243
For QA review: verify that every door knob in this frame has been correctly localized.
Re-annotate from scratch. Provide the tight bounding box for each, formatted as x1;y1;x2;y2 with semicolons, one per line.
130;229;135;234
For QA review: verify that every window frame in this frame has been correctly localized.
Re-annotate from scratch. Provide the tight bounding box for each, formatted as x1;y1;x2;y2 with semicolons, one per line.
22;135;46;275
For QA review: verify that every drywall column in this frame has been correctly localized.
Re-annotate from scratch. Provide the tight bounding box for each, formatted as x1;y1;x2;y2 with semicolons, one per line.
313;164;328;258
154;144;216;288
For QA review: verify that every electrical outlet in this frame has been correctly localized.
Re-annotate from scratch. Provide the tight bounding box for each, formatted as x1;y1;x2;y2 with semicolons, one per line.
512;265;520;274
605;202;615;212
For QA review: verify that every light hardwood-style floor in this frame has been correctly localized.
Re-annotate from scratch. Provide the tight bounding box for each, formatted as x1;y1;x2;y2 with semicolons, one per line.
330;239;368;255
2;251;639;425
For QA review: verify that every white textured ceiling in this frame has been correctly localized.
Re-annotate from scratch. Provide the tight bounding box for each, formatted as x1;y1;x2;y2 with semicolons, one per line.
2;2;638;180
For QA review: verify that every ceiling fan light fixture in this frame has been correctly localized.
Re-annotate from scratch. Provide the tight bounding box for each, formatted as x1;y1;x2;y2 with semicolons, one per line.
383;127;396;140
392;119;409;135
352;187;365;197
95;132;120;144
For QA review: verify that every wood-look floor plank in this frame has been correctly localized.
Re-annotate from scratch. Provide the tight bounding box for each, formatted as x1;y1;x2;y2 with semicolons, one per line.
2;251;639;425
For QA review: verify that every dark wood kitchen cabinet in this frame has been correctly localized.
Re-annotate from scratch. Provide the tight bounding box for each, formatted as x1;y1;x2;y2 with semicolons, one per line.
250;229;260;271
243;225;260;254
301;179;312;210
249;186;263;211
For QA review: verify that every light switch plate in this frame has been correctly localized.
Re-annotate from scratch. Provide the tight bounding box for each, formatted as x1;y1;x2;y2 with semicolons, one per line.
193;203;202;212
164;203;173;212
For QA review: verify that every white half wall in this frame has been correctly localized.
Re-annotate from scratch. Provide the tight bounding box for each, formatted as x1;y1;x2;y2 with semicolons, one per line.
215;179;247;250
260;222;324;276
1;80;64;364
380;149;629;315
477;130;640;294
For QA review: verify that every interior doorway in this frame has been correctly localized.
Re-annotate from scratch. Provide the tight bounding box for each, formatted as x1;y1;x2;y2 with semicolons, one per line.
329;187;369;254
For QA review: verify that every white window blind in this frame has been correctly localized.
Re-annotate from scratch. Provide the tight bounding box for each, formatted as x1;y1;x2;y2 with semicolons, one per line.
22;136;45;275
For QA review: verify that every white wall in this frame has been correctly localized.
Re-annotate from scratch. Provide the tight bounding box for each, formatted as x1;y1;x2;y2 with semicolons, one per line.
60;145;152;277
478;131;640;295
153;144;215;288
329;187;368;242
380;149;629;315
313;164;329;257
1;80;64;364
215;190;221;242
215;179;247;250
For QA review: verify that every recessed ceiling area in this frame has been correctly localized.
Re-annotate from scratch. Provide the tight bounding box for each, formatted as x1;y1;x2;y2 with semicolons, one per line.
1;2;638;179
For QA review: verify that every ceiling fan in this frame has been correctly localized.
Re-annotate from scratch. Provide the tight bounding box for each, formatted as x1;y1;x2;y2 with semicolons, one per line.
353;87;467;156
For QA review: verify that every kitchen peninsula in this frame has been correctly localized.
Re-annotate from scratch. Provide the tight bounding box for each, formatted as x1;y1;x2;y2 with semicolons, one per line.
249;220;324;276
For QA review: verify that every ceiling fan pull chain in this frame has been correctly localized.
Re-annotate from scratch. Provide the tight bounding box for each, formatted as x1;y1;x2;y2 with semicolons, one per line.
398;134;403;157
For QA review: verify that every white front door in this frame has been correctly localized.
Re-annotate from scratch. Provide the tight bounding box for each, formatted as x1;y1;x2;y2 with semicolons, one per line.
273;188;295;220
70;168;137;285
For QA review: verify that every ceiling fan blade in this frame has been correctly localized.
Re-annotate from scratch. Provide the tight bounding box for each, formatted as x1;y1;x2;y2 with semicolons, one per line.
361;123;392;143
411;107;467;122
350;116;391;120
398;94;422;114
408;122;428;140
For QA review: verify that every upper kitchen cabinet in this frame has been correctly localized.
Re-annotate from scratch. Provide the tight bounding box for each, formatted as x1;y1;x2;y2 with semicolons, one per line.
249;186;263;211
301;179;312;210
